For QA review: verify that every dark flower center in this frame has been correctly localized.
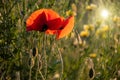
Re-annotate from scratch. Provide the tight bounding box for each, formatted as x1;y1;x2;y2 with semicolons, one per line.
59;26;64;30
41;24;48;32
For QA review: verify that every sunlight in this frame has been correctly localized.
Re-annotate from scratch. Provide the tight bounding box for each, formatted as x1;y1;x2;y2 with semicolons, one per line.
101;9;109;19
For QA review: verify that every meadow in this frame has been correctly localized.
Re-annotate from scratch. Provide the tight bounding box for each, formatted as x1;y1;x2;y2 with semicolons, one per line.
0;0;120;80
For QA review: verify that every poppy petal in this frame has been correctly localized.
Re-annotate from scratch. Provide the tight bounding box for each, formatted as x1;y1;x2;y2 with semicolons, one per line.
56;16;74;39
46;17;64;30
26;9;46;31
45;29;57;34
26;9;61;31
43;9;60;21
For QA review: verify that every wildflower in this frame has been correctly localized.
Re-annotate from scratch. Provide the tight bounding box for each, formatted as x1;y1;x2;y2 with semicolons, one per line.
71;3;77;12
66;3;77;16
70;32;75;38
66;10;72;16
112;16;120;23
95;25;109;38
26;9;74;39
86;4;97;11
80;30;89;37
89;53;96;58
102;33;107;38
71;3;77;16
83;25;90;31
101;25;109;32
86;6;92;11
95;29;101;36
90;4;97;9
96;29;107;38
89;24;94;31
83;24;94;31
66;10;76;16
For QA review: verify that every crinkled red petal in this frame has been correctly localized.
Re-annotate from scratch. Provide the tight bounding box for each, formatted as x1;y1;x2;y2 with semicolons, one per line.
26;9;61;31
46;17;64;30
56;16;74;39
26;9;46;31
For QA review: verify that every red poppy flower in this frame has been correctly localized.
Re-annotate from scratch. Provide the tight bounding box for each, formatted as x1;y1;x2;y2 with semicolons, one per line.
26;9;63;32
46;16;74;39
26;9;75;39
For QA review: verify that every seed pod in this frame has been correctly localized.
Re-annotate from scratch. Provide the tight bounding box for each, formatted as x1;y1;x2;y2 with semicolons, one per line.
32;47;38;57
89;68;95;79
85;58;95;79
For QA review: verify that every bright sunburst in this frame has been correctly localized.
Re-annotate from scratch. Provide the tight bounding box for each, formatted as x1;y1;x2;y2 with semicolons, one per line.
101;9;109;19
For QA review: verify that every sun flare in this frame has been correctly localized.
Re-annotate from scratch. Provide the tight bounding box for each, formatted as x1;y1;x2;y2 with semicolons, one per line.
101;9;109;19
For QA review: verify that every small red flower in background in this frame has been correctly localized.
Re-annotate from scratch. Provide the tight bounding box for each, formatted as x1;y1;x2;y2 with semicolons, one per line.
26;9;74;39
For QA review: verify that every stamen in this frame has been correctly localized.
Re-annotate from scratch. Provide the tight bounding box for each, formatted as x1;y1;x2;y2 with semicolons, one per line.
59;26;64;30
41;24;48;32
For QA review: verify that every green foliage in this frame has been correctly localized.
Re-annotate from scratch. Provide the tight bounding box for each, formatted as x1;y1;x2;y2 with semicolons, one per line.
0;0;120;80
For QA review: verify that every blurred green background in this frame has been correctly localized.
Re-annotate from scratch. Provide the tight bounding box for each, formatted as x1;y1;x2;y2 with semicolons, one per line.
0;0;120;80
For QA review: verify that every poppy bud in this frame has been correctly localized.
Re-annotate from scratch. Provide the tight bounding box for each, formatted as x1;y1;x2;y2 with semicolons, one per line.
32;47;38;57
